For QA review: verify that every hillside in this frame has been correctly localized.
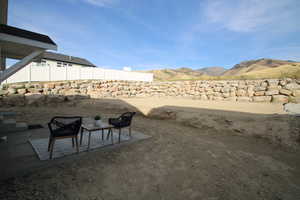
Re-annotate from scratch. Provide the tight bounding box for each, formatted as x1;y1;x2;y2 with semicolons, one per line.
197;66;226;76
232;64;300;79
147;66;226;81
143;58;300;81
147;68;204;81
223;58;299;76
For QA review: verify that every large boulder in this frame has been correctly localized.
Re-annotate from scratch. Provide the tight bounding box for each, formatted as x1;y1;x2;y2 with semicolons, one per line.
279;80;287;86
284;83;300;90
267;79;279;87
292;90;300;97
222;93;230;98
44;83;55;89
254;86;266;92
236;89;247;96
11;84;25;89
27;88;43;93
7;88;17;95
221;87;230;93
289;97;300;103
265;90;279;96
260;81;268;88
0;90;8;96
279;89;292;96
17;88;27;95
200;94;208;100
283;103;300;114
212;96;224;101
252;96;272;102
237;97;252;102
254;91;265;96
224;97;237;101
272;95;289;103
247;89;254;97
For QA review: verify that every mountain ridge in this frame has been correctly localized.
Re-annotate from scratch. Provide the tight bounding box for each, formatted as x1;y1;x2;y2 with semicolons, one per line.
142;58;300;81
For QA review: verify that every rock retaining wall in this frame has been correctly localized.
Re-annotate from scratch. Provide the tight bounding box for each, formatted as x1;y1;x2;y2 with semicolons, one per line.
1;79;300;106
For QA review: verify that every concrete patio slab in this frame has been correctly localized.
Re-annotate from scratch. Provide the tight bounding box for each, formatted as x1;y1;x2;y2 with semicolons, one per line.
0;127;150;180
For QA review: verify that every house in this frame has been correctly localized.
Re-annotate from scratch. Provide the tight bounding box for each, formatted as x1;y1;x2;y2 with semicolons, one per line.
33;52;96;68
0;0;57;83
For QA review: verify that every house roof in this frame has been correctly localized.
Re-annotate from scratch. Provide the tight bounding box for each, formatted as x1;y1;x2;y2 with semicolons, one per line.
0;24;56;46
42;52;96;67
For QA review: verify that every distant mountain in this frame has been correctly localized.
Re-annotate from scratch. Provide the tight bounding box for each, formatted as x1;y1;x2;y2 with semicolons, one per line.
146;67;204;81
197;66;226;76
142;58;300;81
223;58;299;76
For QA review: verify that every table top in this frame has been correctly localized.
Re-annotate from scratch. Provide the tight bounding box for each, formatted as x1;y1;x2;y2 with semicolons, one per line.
81;118;114;131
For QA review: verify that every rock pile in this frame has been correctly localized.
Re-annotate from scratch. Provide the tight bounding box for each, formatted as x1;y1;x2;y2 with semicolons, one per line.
1;79;300;106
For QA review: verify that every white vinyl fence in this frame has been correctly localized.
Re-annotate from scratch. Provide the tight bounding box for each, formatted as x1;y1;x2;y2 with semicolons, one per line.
3;64;153;83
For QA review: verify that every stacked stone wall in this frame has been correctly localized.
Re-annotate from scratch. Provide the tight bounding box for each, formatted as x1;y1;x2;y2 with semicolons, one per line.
1;79;300;106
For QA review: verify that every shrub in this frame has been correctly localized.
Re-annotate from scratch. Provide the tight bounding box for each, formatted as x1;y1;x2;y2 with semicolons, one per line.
94;115;102;120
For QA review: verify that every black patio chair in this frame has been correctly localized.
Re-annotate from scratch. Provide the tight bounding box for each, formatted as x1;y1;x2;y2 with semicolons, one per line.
108;112;136;143
48;116;82;159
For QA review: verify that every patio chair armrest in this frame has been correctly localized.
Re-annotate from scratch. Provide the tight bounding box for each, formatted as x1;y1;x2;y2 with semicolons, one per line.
48;122;54;134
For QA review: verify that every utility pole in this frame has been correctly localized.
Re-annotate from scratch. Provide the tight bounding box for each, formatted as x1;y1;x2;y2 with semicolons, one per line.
0;0;8;71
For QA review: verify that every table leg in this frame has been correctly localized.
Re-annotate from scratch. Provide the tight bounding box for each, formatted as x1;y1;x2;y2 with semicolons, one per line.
102;129;104;141
80;128;84;145
110;128;114;145
106;129;110;140
88;131;91;151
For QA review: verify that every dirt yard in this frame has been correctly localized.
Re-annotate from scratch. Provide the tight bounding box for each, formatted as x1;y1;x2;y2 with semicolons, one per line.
1;98;300;200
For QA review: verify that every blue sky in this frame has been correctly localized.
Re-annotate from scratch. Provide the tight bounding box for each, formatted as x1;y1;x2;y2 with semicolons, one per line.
8;0;300;70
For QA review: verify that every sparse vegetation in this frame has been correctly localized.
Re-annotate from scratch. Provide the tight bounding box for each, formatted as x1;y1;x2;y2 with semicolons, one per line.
146;58;300;81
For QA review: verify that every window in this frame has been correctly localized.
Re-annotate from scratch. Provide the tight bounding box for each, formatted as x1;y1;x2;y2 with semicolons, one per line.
41;60;46;66
57;62;62;67
36;59;47;67
68;63;72;67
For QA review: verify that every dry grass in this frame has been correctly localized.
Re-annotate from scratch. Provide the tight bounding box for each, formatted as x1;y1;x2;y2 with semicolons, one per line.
156;64;300;81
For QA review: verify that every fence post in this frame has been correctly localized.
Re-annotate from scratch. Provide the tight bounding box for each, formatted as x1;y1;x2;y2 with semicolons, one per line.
48;64;51;81
65;66;68;81
29;63;31;84
79;67;81;80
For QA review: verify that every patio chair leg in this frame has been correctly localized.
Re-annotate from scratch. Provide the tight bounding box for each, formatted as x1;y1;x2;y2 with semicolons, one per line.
49;138;55;159
72;138;74;147
129;126;131;137
118;129;121;143
75;136;79;154
88;131;91;151
109;128;113;144
48;136;52;152
80;128;83;145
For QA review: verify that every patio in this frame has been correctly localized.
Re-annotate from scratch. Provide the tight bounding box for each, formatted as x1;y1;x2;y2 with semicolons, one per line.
0;122;149;180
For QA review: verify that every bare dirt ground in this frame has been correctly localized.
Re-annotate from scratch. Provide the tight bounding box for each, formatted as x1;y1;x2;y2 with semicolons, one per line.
1;98;300;200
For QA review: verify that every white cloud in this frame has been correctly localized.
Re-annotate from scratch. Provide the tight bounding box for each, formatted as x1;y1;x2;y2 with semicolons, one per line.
123;66;132;71
203;0;300;32
262;46;300;61
82;0;116;7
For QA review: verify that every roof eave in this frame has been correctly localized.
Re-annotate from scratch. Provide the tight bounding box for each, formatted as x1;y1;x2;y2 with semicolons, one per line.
0;32;57;51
